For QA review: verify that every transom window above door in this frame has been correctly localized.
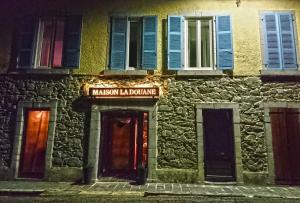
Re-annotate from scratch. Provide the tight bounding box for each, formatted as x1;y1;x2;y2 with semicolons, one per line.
168;15;233;71
109;16;157;70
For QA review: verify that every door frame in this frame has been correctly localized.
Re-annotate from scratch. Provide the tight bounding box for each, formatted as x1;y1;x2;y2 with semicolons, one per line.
87;101;158;183
11;100;58;180
263;102;300;184
196;103;243;183
100;111;146;179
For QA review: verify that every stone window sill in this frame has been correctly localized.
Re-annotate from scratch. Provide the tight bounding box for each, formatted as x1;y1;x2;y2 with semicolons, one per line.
261;70;300;77
9;68;70;75
176;70;224;76
103;70;148;76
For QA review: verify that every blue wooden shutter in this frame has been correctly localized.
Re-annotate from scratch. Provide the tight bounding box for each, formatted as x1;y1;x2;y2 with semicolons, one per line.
216;16;233;70
17;16;36;68
63;16;82;68
263;13;282;69
142;16;157;69
168;16;183;70
278;13;297;69
110;17;127;70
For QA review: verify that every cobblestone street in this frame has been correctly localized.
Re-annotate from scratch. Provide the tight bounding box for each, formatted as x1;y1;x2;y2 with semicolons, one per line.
0;181;300;202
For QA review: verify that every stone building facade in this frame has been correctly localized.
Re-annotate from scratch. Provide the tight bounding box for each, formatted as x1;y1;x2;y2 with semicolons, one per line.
0;0;300;185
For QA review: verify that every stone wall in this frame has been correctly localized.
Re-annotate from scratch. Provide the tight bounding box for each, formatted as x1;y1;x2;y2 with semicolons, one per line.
157;76;300;173
0;74;300;181
0;75;88;169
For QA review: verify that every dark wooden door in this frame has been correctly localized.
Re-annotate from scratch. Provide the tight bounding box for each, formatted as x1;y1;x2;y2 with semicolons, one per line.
100;111;148;180
19;110;50;179
203;109;236;182
270;108;300;185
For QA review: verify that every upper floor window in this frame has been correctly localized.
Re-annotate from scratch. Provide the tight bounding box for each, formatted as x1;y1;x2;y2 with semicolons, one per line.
36;18;65;68
16;15;82;69
168;15;233;71
109;16;157;70
184;18;214;69
262;12;298;70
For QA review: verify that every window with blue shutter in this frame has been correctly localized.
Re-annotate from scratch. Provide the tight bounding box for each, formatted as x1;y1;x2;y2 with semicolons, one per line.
168;16;184;70
109;16;158;70
63;16;82;68
278;13;297;69
16;15;82;69
263;12;297;70
263;14;282;69
17;17;37;68
110;17;127;70
216;16;233;70
142;16;157;69
167;15;233;71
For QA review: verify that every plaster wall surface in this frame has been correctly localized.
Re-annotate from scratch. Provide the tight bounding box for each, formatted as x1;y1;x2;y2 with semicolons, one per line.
0;0;300;75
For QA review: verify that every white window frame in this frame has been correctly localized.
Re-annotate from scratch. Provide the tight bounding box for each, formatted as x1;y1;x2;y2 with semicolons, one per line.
183;17;216;70
34;17;66;69
125;17;142;70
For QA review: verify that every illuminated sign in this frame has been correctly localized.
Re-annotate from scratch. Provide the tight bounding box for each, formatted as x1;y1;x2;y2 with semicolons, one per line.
89;87;159;99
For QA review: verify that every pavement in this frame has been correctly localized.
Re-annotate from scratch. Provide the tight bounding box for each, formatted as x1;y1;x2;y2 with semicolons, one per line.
0;181;300;202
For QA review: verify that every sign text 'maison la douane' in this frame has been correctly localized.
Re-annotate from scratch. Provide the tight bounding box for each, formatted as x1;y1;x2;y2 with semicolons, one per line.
89;87;159;98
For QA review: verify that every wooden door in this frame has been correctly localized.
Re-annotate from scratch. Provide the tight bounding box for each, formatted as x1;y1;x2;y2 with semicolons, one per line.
270;108;300;185
203;109;236;182
100;111;148;180
19;110;50;178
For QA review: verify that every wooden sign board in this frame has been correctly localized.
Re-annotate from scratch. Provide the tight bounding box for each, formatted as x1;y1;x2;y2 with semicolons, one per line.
89;87;159;99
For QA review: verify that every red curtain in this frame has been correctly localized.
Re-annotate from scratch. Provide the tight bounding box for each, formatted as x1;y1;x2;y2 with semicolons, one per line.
19;110;50;178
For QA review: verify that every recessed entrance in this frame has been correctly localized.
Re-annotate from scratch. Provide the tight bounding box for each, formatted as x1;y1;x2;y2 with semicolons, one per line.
270;108;300;185
99;111;148;180
203;109;236;182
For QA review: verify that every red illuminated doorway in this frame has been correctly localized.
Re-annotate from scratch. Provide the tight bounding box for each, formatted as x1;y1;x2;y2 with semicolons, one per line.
19;109;50;179
100;111;148;180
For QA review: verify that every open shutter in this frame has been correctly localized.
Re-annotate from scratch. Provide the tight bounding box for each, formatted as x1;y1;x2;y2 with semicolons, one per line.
263;13;282;69
63;16;82;68
278;13;297;69
168;16;184;70
216;16;233;70
110;17;127;70
142;16;157;69
17;16;37;68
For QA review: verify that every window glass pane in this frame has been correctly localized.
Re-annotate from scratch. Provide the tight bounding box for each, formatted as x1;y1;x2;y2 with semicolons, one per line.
188;20;197;67
201;19;211;67
53;20;65;67
40;20;54;67
129;21;138;68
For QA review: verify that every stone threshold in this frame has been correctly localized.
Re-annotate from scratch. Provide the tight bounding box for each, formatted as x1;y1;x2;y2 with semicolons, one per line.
176;70;224;76
102;70;148;76
8;68;70;75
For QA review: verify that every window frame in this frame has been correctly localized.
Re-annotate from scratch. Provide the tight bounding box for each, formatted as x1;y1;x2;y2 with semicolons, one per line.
125;17;142;70
260;11;299;71
15;15;82;71
183;17;216;70
34;16;66;69
108;15;157;72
